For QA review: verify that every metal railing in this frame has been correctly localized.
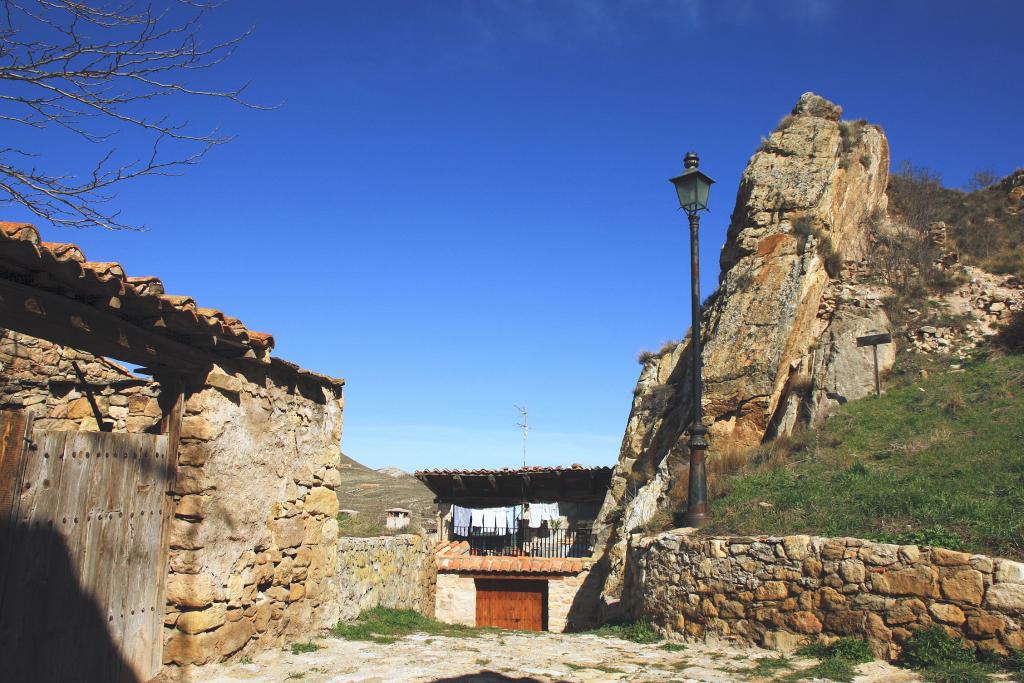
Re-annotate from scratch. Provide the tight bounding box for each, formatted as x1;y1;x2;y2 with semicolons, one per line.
452;524;595;558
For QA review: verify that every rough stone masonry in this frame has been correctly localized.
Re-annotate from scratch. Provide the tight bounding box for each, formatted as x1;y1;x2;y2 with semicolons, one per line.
0;328;347;667
624;530;1024;660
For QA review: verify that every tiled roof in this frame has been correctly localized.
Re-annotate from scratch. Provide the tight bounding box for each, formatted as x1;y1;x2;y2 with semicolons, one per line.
0;221;343;388
416;464;612;476
434;540;592;575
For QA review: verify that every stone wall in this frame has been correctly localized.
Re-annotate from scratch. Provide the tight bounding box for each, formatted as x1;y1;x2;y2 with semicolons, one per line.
162;360;343;665
334;535;437;621
624;530;1024;659
0;328;163;432
436;573;476;626
0;329;347;667
549;569;601;633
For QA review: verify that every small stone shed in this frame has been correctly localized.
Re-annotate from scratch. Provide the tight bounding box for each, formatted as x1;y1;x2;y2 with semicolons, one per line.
416;465;610;633
0;222;345;681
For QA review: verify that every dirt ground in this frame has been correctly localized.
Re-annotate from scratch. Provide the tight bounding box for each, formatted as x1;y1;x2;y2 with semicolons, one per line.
180;630;922;683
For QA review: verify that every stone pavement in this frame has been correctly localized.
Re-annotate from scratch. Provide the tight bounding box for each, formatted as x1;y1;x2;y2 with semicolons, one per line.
186;630;921;682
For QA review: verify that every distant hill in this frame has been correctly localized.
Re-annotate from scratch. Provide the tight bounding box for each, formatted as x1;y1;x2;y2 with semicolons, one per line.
335;453;436;531
376;466;409;478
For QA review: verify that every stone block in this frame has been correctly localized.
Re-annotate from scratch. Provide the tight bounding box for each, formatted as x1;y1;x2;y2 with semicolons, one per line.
839;559;866;583
166;573;217;608
782;535;812;561
754;581;788;601
824;609;866;635
214;618;255;657
66;397;94;420
254;600;273;632
931;548;971;566
205;370;242;394
929;603;966;625
169;519;203;550
288;583;305;602
274;557;295;585
322;467;342;489
966;614;1007;637
128;394;149;413
899;546;921;563
176;603;227;634
303;516;324;545
271;516;305;549
869;566;937;597
859;543;900;566
941;570;985;605
177;441;209;466
173;466;209;495
163;630;215;665
885;598;925;625
762;630;805;652
304;486;339;517
169;550;203;574
787;611;823;634
985;583;1024;613
315;445;341;467
226;573;245;605
996;559;1024;584
175;494;206;519
181;415;218;441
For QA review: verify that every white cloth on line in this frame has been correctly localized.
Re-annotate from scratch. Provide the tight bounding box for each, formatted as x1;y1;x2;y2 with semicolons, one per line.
470;508;485;529
452;505;472;531
528;502;559;528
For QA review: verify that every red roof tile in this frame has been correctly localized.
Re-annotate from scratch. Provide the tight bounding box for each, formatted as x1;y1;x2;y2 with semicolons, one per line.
435;543;593;575
0;221;342;387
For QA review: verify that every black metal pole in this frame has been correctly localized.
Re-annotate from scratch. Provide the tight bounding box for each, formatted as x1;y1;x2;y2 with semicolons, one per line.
682;210;710;528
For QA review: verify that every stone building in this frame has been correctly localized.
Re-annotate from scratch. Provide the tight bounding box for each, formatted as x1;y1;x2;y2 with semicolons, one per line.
415;464;610;632
0;222;345;680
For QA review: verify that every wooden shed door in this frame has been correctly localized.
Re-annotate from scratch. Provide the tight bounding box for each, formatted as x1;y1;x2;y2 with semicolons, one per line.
475;579;547;631
0;412;170;683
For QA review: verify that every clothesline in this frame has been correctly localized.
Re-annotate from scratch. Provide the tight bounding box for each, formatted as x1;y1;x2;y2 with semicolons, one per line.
452;502;563;532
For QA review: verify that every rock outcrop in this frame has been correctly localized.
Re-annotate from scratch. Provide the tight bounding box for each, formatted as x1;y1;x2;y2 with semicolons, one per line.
594;93;893;602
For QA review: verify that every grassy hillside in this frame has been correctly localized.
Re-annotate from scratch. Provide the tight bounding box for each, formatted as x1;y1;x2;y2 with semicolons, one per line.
335;453;436;535
695;350;1024;559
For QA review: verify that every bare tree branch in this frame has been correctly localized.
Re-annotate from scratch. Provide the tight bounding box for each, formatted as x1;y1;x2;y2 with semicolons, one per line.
0;0;264;230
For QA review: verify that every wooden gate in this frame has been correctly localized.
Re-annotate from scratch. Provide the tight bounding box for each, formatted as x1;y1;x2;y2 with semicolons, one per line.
0;411;171;682
475;578;547;631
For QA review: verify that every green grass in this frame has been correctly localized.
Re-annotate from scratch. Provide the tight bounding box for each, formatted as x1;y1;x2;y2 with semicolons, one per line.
701;353;1024;559
661;642;686;652
331;607;483;644
290;642;320;655
586;619;661;643
779;638;873;682
739;655;793;677
892;626;1024;682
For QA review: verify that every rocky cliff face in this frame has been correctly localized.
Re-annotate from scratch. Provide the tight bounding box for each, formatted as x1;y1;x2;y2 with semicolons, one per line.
594;93;894;602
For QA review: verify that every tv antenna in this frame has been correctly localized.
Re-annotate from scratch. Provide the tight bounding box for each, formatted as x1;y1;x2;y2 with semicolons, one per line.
514;405;528;467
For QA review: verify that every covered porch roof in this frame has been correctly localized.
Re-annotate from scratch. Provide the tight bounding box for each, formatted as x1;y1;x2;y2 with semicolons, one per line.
414;464;612;506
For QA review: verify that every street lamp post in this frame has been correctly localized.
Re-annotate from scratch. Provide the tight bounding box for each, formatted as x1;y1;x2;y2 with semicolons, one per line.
669;151;715;528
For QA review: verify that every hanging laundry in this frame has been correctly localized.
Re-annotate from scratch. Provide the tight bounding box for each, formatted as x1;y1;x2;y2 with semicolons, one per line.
470;508;485;529
528;502;558;528
452;505;472;532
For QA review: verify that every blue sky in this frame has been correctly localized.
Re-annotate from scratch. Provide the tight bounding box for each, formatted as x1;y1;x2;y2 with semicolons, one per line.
6;1;1022;471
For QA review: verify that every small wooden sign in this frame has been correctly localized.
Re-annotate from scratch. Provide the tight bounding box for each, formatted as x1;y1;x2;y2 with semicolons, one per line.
855;331;892;396
856;332;893;347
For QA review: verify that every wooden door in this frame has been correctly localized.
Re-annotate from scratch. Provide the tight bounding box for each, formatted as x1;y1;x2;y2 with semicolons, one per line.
0;412;170;683
475;578;547;631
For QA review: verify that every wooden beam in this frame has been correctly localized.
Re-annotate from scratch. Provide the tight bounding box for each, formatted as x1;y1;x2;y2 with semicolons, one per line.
0;277;211;373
